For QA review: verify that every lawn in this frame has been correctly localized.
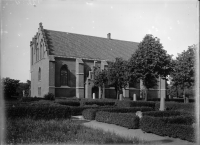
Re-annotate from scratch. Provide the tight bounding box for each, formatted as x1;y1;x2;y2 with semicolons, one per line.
4;99;149;144
5;118;147;144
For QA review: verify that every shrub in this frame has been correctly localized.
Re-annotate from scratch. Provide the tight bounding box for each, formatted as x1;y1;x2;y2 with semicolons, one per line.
140;116;196;142
82;109;98;120
95;111;140;129
155;102;195;113
142;110;181;117
70;106;99;116
82;107;153;121
80;99;116;107
20;96;42;102
6;105;71;120
116;100;155;109
148;98;195;103
56;100;80;106
100;107;154;113
44;93;55;101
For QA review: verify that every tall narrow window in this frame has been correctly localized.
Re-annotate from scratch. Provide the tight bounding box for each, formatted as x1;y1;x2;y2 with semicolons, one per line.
38;67;41;81
60;65;68;86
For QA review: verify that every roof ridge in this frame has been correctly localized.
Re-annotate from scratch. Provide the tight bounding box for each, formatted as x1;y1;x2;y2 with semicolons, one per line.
44;29;138;44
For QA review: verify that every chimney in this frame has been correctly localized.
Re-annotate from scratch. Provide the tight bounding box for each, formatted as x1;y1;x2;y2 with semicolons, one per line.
107;33;111;39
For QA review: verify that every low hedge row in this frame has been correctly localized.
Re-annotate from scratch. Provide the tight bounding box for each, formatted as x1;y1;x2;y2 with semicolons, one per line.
95;111;139;129
155;102;195;113
142;110;181;117
80;99;116;107
56;100;80;106
116;100;155;109
82;109;98;120
82;107;153;120
6;105;71;120
148;98;195;103
140;116;196;142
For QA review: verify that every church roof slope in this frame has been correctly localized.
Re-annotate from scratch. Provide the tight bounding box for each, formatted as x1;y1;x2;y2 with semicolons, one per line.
44;29;138;61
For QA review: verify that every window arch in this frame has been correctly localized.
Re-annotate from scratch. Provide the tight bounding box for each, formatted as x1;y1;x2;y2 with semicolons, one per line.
38;67;41;81
60;65;68;86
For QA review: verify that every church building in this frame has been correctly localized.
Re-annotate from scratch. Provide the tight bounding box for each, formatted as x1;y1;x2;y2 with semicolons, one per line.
30;23;166;99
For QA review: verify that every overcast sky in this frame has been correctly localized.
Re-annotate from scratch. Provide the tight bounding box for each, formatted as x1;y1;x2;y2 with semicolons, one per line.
1;0;198;82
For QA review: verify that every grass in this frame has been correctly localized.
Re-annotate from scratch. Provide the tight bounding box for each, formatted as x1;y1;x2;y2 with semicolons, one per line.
5;118;148;144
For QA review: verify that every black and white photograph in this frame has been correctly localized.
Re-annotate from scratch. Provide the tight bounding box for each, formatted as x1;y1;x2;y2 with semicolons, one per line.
1;0;199;144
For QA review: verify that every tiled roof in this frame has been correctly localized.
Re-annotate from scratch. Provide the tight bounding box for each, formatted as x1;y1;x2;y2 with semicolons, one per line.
44;29;138;61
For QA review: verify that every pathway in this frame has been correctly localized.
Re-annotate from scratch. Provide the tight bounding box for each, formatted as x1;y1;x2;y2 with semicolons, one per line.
72;116;196;145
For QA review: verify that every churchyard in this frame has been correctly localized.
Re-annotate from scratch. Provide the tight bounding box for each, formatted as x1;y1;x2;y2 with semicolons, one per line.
4;95;196;144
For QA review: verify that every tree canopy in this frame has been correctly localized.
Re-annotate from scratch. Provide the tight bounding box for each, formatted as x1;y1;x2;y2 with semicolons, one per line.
129;34;172;100
170;45;196;101
3;77;20;99
107;57;130;99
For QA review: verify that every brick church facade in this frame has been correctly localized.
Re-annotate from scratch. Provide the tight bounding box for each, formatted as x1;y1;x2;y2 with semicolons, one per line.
30;23;166;99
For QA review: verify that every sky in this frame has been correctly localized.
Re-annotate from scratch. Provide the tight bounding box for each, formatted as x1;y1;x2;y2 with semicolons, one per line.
1;0;198;83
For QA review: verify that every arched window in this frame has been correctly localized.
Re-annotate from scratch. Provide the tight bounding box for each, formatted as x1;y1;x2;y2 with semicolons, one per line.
60;65;68;86
38;67;41;81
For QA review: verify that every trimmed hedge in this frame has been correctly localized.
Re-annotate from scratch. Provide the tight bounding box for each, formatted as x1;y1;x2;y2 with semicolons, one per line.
142;110;181;117
80;99;116;107
82;109;98;120
6;105;71;120
116;100;155;109
82;107;153;120
148;98;195;103
56;100;80;106
95;111;139;129
155;102;195;113
140;116;196;142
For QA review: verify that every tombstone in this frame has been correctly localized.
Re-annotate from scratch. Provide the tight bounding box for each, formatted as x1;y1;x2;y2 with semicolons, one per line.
133;94;137;101
119;94;123;101
93;93;95;99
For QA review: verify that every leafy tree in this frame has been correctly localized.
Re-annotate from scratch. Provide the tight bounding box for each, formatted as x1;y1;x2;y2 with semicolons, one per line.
129;34;172;101
2;77;20;100
16;80;31;97
107;57;130;99
93;66;108;98
170;45;195;102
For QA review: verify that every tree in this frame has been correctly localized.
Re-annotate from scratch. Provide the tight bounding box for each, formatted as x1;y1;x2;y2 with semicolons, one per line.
170;45;195;103
107;57;130;99
3;77;20;100
16;80;31;97
93;66;108;98
129;34;172;101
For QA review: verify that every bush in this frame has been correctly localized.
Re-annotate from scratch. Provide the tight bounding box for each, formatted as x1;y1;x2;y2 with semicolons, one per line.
70;106;99;116
6;105;71;120
44;93;55;101
148;98;195;103
20;96;42;102
80;99;116;107
140;116;196;142
56;100;80;106
82;109;98;120
100;107;154;113
142;110;181;117
95;111;140;129
82;107;153;121
155;102;195;113
116;100;155;109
